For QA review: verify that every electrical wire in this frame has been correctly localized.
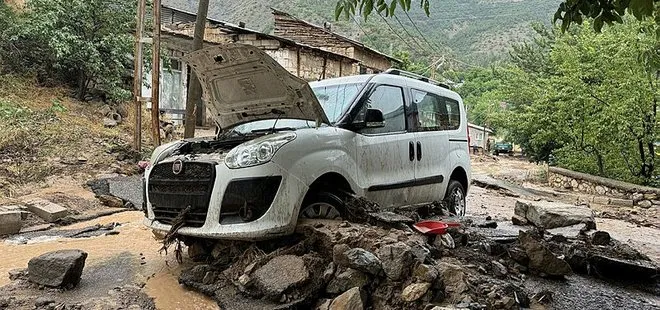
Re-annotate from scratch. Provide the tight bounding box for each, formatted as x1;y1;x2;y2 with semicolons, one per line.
392;14;429;53
403;10;442;52
375;10;421;54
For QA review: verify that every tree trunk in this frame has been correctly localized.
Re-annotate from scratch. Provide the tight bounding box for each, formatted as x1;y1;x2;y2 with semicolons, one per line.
183;0;209;138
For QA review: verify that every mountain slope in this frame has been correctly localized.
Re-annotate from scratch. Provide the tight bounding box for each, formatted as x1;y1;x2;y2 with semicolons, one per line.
163;0;561;66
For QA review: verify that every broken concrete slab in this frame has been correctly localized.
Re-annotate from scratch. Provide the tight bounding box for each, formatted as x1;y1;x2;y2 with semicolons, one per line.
336;248;383;276
0;211;23;235
369;211;414;224
19;223;54;234
252;255;309;298
589;255;659;281
515;199;595;229
28;249;87;288
0;205;29;220
23;198;68;222
608;198;634;207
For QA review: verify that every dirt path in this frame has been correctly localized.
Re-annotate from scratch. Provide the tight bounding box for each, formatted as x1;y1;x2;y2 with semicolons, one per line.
0;211;218;310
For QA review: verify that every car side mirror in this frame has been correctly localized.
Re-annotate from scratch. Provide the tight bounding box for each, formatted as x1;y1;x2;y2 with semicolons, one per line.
364;108;385;128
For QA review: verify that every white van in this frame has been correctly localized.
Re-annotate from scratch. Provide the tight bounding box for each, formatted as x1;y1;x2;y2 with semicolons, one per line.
143;44;471;240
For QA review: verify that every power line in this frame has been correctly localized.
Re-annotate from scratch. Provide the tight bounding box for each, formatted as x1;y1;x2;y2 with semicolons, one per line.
375;10;421;54
403;10;442;52
392;14;429;53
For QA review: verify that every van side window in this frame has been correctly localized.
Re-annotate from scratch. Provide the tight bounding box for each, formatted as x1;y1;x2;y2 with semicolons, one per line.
409;89;461;131
445;98;461;130
361;85;406;134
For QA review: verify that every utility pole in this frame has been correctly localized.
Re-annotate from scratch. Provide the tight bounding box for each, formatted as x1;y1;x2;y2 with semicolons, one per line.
183;0;210;138
132;0;146;151
151;0;162;146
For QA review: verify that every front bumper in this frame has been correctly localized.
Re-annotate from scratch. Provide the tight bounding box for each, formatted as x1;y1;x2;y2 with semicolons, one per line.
143;161;308;240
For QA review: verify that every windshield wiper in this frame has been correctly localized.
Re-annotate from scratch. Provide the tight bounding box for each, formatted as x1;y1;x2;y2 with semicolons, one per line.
251;127;297;133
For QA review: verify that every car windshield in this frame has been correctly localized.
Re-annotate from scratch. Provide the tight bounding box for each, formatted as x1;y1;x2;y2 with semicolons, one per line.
312;83;363;123
224;119;318;136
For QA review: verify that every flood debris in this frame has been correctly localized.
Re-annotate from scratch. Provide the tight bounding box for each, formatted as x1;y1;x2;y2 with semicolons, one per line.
27;249;87;288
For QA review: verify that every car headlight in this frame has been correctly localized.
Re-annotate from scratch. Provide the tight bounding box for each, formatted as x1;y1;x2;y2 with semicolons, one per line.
225;132;296;169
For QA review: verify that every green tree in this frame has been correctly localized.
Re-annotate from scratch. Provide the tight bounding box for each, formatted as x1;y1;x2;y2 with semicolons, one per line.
0;0;135;102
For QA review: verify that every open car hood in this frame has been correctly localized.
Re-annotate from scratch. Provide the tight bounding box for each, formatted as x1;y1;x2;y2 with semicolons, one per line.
182;44;329;129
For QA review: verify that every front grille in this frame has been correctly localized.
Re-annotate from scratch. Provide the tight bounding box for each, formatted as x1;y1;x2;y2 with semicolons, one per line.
148;161;216;228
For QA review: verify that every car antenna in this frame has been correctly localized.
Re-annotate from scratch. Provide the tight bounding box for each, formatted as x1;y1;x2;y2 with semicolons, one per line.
269;108;285;134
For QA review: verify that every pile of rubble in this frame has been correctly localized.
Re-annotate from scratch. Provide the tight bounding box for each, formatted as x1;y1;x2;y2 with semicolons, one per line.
174;199;659;310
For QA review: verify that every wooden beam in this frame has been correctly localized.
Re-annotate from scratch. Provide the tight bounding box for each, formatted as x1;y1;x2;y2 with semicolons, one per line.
151;0;161;146
132;0;146;151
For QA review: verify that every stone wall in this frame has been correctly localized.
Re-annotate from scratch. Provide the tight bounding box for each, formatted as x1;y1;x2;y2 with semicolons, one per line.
548;167;660;209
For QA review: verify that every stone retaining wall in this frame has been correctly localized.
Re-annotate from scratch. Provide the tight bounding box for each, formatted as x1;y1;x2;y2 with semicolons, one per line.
547;167;660;209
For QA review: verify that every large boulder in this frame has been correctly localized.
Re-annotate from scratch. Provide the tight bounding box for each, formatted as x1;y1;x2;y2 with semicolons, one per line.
375;242;414;280
435;259;469;303
518;231;572;277
515;199;595;229
329;287;364;310
28;250;88;288
251;255;309;297
335;248;383;276
326;268;369;294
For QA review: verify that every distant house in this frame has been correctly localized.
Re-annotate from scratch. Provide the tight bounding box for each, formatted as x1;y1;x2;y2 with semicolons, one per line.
467;123;493;151
149;5;363;125
271;9;401;73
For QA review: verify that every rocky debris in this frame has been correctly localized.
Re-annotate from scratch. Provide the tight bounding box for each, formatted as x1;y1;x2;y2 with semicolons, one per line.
23;198;69;222
251;255;309;298
326;268;369;294
103;117;118;127
400;282;431;302
369;211;414;225
0;205;29;219
491;260;508;277
515;199;595;229
97;194;125;208
28;249;87;288
435;259;469;302
591;231;611;246
329;287;364;310
19;223;54;234
518;231;572;277
477;220;498;228
638;200;653;208
413;264;438;283
511;215;528;226
336;247;383;276
375;242;414;280
0;211;23;235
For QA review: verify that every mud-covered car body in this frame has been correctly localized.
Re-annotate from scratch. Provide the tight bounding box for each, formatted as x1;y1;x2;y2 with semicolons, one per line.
143;44;471;240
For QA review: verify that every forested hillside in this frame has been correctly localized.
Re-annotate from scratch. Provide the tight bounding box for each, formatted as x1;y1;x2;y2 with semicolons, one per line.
162;0;561;65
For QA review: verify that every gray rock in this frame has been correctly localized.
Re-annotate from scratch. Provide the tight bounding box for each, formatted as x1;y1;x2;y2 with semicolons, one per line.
518;231;571;277
332;244;351;266
433;234;455;249
103;117;118;127
511;215;528;226
491;260;508;277
413;264;438;282
316;298;333;310
409;241;430;263
97;195;124;208
326;268;369;294
515;199;594;229
323;262;336;283
375;242;413;280
28;249;87;288
338;248;383;276
0;211;22;235
638;200;653;209
35;296;55;307
369;211;414;224
591;231;611;246
401;282;431;302
435;260;468;302
252;255;309;297
329;287;364;310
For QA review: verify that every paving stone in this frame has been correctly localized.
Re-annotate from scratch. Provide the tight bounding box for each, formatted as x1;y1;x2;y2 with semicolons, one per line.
24;198;68;222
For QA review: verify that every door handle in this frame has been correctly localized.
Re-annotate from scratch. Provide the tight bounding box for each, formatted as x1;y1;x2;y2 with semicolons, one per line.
416;141;422;161
409;141;415;161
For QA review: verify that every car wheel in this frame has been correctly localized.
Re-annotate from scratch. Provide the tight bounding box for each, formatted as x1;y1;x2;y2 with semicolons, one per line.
444;180;466;216
300;191;344;220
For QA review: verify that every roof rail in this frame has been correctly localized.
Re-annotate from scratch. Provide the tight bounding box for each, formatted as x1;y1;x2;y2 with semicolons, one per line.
383;68;450;89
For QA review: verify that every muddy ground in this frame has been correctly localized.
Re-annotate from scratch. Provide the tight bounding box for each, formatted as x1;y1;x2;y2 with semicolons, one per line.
0;155;658;310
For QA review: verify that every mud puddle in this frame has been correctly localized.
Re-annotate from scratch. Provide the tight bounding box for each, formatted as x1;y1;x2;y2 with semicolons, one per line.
0;211;218;310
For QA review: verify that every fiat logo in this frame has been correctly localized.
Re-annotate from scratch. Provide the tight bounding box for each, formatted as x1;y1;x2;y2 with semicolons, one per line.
172;159;183;175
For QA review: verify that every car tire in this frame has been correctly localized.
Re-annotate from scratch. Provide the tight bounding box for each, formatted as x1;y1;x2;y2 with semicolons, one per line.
444;180;466;216
300;191;345;220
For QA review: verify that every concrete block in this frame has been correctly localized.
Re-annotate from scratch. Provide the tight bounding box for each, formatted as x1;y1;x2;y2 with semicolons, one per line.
608;198;634;207
0;205;29;220
0;211;22;235
24;198;68;222
592;196;611;205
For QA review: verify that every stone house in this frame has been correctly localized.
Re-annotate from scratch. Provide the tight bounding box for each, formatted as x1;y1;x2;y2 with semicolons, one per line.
272;9;400;74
